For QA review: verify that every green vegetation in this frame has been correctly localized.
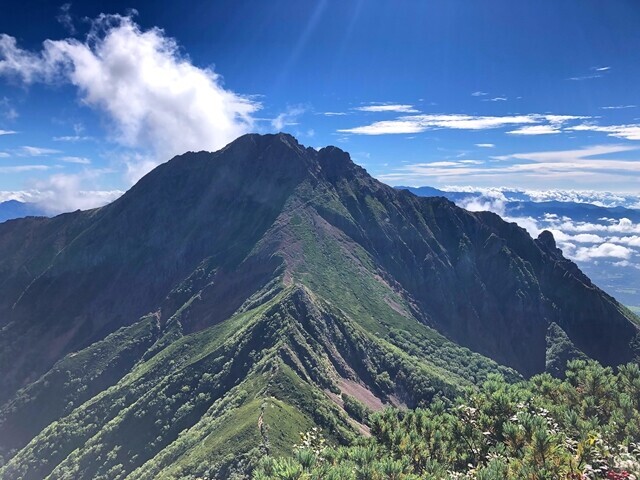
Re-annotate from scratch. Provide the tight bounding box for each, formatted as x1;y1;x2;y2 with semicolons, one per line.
255;360;640;480
1;134;639;479
342;395;372;425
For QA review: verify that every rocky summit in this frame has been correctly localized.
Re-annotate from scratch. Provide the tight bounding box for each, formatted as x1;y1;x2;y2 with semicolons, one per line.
0;133;638;479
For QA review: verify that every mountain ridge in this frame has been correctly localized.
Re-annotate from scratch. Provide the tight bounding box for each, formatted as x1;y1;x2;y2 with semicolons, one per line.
0;133;637;479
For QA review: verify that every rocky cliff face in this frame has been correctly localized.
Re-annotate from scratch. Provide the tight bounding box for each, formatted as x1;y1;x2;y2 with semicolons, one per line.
0;133;637;479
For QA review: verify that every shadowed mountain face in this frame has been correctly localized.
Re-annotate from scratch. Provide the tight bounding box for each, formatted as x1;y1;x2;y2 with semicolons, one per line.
0;134;638;479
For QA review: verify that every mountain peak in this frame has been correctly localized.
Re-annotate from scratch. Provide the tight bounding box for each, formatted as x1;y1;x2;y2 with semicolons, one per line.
212;133;362;183
225;132;306;155
1;133;638;479
537;229;557;251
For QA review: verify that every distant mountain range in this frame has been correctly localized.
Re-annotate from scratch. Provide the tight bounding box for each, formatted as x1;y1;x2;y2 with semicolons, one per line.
1;134;638;479
0;200;47;223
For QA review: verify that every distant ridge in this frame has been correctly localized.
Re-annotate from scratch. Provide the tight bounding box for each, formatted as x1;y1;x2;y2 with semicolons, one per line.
0;200;47;223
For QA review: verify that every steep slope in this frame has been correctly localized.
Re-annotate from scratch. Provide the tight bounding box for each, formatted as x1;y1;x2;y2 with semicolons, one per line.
0;133;637;478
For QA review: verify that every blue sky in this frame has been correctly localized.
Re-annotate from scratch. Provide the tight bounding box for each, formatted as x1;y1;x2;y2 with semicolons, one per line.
1;0;640;212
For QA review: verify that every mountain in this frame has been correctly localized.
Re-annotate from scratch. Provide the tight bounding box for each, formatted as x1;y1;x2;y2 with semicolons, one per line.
399;186;640;308
0;134;638;479
0;200;47;223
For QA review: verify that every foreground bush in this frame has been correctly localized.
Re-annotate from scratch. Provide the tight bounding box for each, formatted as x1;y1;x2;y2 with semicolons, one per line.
254;360;640;479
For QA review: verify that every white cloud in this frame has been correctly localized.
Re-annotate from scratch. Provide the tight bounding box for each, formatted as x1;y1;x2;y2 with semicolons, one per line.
611;260;640;269
355;104;419;113
471;91;488;97
542;115;589;124
53;123;91;142
548;230;606;244
568;67;610;81
30;170;122;213
0;165;51;173
574;242;633;262
601;105;637;110
437;186;640;208
493;144;638;163
121;152;160;184
341;119;426;135
377;144;640;186
459;192;506;216
0;96;18;120
482;97;507;102
0;129;16;135
567;123;640;141
322;111;347;116
508;125;560;135
339;114;541;135
60;156;91;164
338;113;588;136
609;236;640;248
559;218;640;235
568;74;604;81
0;14;259;176
53;135;92;142
571;233;607;243
271;105;306;130
475;143;495;148
56;3;75;35
19;146;61;156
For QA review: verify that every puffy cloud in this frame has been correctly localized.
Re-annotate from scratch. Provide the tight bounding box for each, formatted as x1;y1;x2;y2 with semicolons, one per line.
609;236;640;247
557;218;640;235
30;170;122;214
0;14;259;174
574;243;633;262
548;230;606;244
